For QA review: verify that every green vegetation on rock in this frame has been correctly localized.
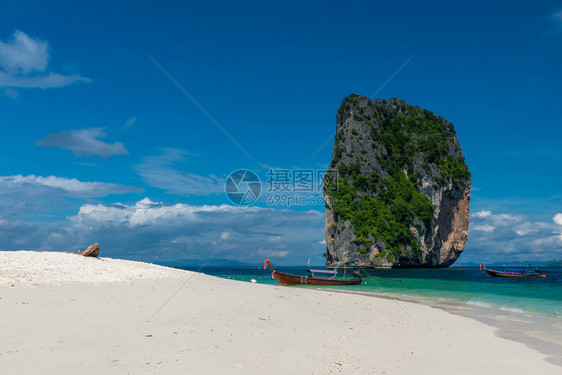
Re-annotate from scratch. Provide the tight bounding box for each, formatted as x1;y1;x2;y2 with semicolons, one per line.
330;170;431;257
327;94;470;262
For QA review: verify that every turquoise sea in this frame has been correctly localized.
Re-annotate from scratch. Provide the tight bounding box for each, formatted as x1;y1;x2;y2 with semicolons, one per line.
177;265;562;318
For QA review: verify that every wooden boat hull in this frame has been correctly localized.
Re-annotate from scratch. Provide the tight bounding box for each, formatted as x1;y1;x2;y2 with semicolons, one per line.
263;259;362;286
484;269;545;278
480;262;545;278
272;270;362;286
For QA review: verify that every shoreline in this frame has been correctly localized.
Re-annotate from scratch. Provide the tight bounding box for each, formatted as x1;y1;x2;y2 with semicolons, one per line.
310;287;562;366
1;251;560;374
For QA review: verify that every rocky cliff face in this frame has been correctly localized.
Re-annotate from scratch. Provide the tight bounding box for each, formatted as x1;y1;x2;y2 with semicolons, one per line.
324;95;470;268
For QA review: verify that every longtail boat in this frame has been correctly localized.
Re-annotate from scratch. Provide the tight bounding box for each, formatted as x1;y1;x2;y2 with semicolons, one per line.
480;262;546;278
264;259;362;286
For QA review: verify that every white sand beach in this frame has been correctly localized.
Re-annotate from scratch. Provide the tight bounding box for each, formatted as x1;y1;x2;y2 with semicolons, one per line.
1;251;560;374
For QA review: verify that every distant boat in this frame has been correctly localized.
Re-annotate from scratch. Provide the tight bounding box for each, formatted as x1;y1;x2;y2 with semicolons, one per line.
264;259;362;286
480;262;546;278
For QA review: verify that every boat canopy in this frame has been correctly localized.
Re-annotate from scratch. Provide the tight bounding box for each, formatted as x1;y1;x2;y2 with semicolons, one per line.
307;269;337;275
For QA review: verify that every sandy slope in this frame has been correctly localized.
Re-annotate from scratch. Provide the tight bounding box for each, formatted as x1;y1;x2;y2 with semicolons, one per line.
0;251;188;285
0;251;559;374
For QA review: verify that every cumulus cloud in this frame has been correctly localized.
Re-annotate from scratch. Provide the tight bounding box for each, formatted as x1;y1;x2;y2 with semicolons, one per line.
0;198;326;265
136;149;223;195
0;30;90;89
36;128;129;158
472;224;495;232
554;213;562;243
473;210;492;218
466;210;562;263
0;30;48;74
0;216;43;249
471;211;525;227
0;174;142;199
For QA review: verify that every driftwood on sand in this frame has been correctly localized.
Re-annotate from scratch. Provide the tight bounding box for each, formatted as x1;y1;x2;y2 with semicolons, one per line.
78;243;100;257
37;243;101;258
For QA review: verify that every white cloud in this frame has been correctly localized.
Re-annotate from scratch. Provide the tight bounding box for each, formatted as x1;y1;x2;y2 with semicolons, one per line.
70;198;255;229
36;128;129;158
9;198;324;264
513;222;540;237
0;30;48;74
472;224;495;232
136;149;223;196
0;30;90;89
473;210;492;218
0;174;142;198
0;71;91;89
472;211;525;227
554;214;562;243
0;197;326;264
124;117;136;127
0;216;42;248
4;197;560;265
466;209;562;263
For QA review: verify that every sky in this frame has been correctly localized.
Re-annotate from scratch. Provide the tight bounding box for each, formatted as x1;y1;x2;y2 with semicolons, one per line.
0;0;561;265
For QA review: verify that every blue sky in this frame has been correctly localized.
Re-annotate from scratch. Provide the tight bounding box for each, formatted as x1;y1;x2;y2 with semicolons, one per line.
0;0;561;265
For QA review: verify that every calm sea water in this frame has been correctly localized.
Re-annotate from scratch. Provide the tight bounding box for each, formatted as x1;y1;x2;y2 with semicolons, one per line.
176;265;562;318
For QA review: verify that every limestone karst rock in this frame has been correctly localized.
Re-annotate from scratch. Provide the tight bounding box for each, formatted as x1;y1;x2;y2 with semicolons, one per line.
324;95;470;268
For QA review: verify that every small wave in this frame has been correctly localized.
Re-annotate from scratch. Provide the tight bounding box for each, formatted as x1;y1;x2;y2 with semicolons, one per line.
499;307;524;314
466;301;526;314
466;301;492;308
